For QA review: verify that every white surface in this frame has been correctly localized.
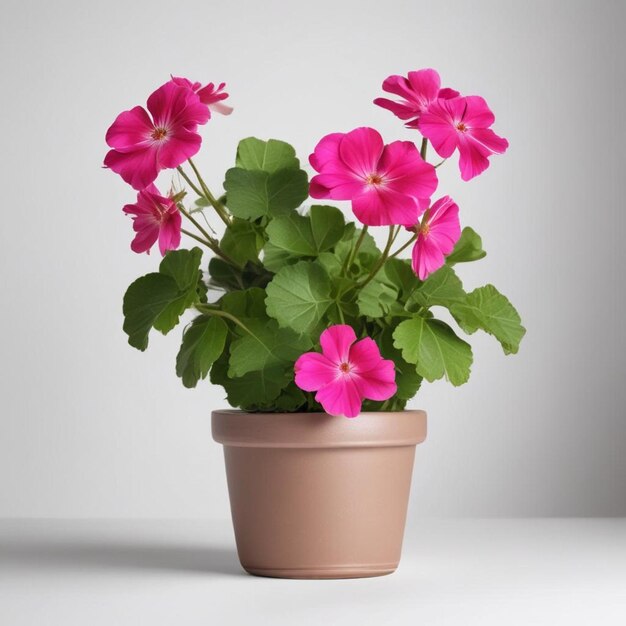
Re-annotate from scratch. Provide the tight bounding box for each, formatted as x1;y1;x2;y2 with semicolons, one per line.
1;518;625;625
1;0;625;519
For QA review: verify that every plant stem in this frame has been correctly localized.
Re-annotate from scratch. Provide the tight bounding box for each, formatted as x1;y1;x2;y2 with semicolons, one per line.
196;304;256;337
342;225;368;275
181;228;213;247
358;226;396;289
176;166;204;197
187;158;231;226
389;233;417;259
434;158;447;169
420;138;428;161
178;204;241;268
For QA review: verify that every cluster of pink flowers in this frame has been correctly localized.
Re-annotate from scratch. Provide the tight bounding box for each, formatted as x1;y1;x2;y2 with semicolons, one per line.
310;68;507;281
104;76;231;255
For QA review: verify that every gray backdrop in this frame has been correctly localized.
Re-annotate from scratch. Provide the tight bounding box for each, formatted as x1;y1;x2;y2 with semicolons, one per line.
1;0;624;519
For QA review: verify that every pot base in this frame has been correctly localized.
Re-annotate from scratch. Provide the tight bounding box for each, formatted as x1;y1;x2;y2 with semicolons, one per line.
244;563;397;579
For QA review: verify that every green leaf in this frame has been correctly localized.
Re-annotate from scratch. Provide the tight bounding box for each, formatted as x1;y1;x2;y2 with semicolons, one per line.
357;259;418;318
272;384;307;412
123;248;204;350
219;287;267;319
334;224;380;270
446;227;486;265
409;265;466;309
123;274;182;351
208;259;273;291
159;247;203;291
357;279;399;318
223;167;309;220
379;329;422;400
382;258;420;298
210;353;290;410
265;261;333;333
263;205;345;271
176;317;228;388
451;285;525;355
208;258;243;290
220;218;265;266
393;317;473;386
235;137;300;173
228;319;311;377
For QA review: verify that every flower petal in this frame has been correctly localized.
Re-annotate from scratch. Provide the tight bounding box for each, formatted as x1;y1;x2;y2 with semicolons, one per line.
457;135;491;181
129;221;159;254
105;106;153;152
406;68;441;105
309;132;344;172
462;95;495;128
412;233;446;280
378;141;438;198
352;186;419;227
104;147;159;190
157;127;203;169
319;325;356;364
373;97;417;120
355;363;397;401
349;337;385;373
428;196;461;255
309;172;363;200
338;127;384;178
294;352;338;391
158;210;182;256
315;376;362;418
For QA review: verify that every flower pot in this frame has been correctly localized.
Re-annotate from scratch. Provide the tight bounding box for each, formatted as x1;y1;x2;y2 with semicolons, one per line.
212;409;427;579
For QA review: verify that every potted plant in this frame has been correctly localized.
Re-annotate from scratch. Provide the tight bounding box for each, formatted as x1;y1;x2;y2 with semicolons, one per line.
104;69;525;579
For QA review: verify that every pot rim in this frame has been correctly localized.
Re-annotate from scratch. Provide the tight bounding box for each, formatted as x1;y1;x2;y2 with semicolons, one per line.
212;409;427;449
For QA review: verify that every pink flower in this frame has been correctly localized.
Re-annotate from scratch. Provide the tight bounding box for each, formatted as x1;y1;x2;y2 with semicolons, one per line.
418;96;509;181
309;127;438;226
410;196;461;280
374;68;459;127
170;76;233;116
104;82;210;190
122;185;181;256
294;325;397;418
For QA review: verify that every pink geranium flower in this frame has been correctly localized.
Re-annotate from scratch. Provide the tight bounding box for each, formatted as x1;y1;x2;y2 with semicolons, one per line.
294;325;397;418
309;127;438;226
104;82;210;190
170;76;233;115
122;185;182;256
418;96;509;181
410;196;461;280
374;68;459;127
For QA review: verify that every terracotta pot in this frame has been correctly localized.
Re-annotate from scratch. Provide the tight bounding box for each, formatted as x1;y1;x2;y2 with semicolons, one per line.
212;409;427;579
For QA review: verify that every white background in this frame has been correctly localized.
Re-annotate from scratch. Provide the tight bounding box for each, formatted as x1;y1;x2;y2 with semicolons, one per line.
0;0;624;520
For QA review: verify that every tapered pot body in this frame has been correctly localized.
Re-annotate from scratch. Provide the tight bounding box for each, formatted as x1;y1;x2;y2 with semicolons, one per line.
212;410;427;579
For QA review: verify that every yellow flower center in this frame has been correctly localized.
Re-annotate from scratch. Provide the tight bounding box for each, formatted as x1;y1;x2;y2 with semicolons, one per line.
365;173;384;186
151;127;168;141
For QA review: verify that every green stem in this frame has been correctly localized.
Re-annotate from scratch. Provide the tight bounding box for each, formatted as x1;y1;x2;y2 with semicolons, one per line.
187;158;231;226
420;138;428;161
178;204;241;268
196;304;256;337
389;233;417;259
342;225;368;275
181;228;213;248
434;158;447;169
176;166;204;197
358;226;396;289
